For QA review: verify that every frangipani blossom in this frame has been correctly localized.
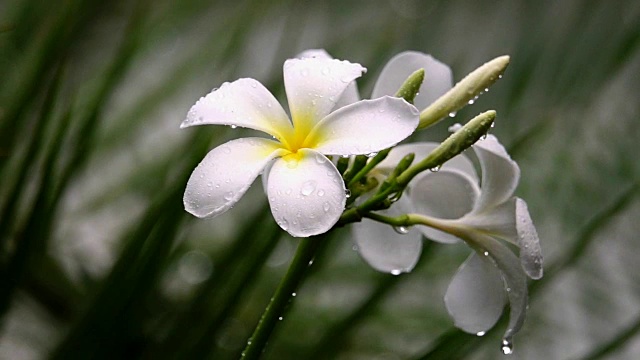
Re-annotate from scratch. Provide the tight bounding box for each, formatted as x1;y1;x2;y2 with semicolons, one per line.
181;57;419;237
352;135;543;347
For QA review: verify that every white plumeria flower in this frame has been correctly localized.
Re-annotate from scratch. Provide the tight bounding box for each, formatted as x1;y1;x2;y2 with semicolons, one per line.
297;49;452;110
181;57;419;237
352;135;543;346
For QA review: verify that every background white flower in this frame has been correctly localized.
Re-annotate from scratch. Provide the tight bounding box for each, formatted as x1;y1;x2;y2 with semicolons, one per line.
298;49;452;110
181;57;419;237
352;135;543;345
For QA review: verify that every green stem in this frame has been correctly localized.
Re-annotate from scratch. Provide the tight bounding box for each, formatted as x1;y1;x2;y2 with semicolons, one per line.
242;235;323;359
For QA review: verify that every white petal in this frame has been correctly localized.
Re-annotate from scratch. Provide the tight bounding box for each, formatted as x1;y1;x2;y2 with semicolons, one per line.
351;196;422;274
377;143;479;183
308;96;419;156
516;198;544;279
409;169;480;243
284;58;365;132
445;253;506;334
296;48;332;59
266;149;346;237
181;78;293;141
184;138;285;218
295;49;361;109
462;198;518;242
371;51;452;110
475;234;529;344
473;135;521;212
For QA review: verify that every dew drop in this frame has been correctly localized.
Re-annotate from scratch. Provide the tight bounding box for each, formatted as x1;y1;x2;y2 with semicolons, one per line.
250;82;257;88
352;245;359;251
378;108;385;113
366;152;378;158
317;189;325;197
230;125;237;129
323;202;331;212
448;111;457;118
498;74;503;79
315;154;327;164
301;180;317;196
390;269;402;276
393;226;410;235
483;251;489;256
340;76;352;83
300;69;309;77
224;191;234;201
292;292;297;297
285;188;292;195
476;331;486;337
278;316;283;321
222;146;231;154
484;87;489;92
278;218;289;230
341;154;350;159
448;123;462;133
429;166;441;172
501;338;513;355
267;102;272;108
345;189;351;198
468;99;475;105
321;67;330;75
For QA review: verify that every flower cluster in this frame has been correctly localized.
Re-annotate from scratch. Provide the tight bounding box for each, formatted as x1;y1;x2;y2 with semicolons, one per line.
181;49;543;351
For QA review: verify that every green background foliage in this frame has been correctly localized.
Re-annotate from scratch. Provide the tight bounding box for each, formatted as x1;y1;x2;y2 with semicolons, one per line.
1;0;639;359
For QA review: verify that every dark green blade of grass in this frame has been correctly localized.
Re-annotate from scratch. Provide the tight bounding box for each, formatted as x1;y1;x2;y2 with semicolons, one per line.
0;106;73;321
0;61;65;250
144;204;274;358
0;0;102;174
190;223;284;359
308;241;438;360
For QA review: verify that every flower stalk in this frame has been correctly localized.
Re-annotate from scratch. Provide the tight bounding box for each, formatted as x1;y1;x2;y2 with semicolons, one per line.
242;236;322;360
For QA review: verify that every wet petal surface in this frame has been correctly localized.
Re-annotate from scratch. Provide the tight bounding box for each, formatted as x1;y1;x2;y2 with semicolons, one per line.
266;149;346;237
184;137;284;218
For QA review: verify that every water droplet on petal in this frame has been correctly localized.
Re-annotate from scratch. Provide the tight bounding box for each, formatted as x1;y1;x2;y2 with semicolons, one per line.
341;154;349;159
300;69;309;77
344;189;351;198
393;226;410;234
301;180;317;196
292;292;297;297
366;152;378;158
315;154;327;164
317;189;325;197
224;191;234;201
390;269;402;276
476;331;486;337
222;146;231;154
278;218;289;231
501;338;513;355
230;125;237;129
321;67;330;75
323;202;331;212
429;166;441;172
